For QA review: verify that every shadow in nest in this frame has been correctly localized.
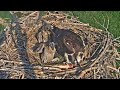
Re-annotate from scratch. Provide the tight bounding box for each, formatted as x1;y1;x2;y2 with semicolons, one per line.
0;31;6;46
10;12;37;79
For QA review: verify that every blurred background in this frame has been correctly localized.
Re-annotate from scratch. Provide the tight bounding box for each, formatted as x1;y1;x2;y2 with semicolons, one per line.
0;11;120;38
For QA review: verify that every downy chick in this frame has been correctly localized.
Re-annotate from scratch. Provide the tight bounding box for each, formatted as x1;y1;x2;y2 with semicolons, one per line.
33;42;56;64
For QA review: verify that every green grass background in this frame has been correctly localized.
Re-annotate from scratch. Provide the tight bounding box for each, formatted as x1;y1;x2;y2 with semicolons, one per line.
69;11;120;38
0;11;120;38
0;11;12;31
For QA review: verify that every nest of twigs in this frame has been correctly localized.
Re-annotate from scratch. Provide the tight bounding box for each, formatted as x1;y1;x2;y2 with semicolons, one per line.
0;11;120;79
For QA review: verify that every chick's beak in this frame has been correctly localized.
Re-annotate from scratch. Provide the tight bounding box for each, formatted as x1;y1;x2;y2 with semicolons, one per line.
32;42;45;53
49;42;55;50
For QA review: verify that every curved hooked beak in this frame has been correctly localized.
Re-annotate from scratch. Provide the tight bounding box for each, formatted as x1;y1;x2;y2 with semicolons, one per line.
49;42;55;50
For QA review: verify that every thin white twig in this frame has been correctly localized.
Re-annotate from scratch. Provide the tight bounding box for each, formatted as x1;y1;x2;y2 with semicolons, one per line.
101;13;106;27
106;14;109;31
94;14;110;32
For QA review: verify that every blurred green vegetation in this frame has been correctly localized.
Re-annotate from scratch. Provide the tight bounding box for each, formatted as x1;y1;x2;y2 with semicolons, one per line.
0;11;12;31
68;11;120;38
0;11;120;38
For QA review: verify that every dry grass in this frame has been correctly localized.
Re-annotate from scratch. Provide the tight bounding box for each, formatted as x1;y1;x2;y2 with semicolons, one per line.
0;11;119;79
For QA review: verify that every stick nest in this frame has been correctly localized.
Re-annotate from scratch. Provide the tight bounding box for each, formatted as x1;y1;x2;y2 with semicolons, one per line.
0;11;120;79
